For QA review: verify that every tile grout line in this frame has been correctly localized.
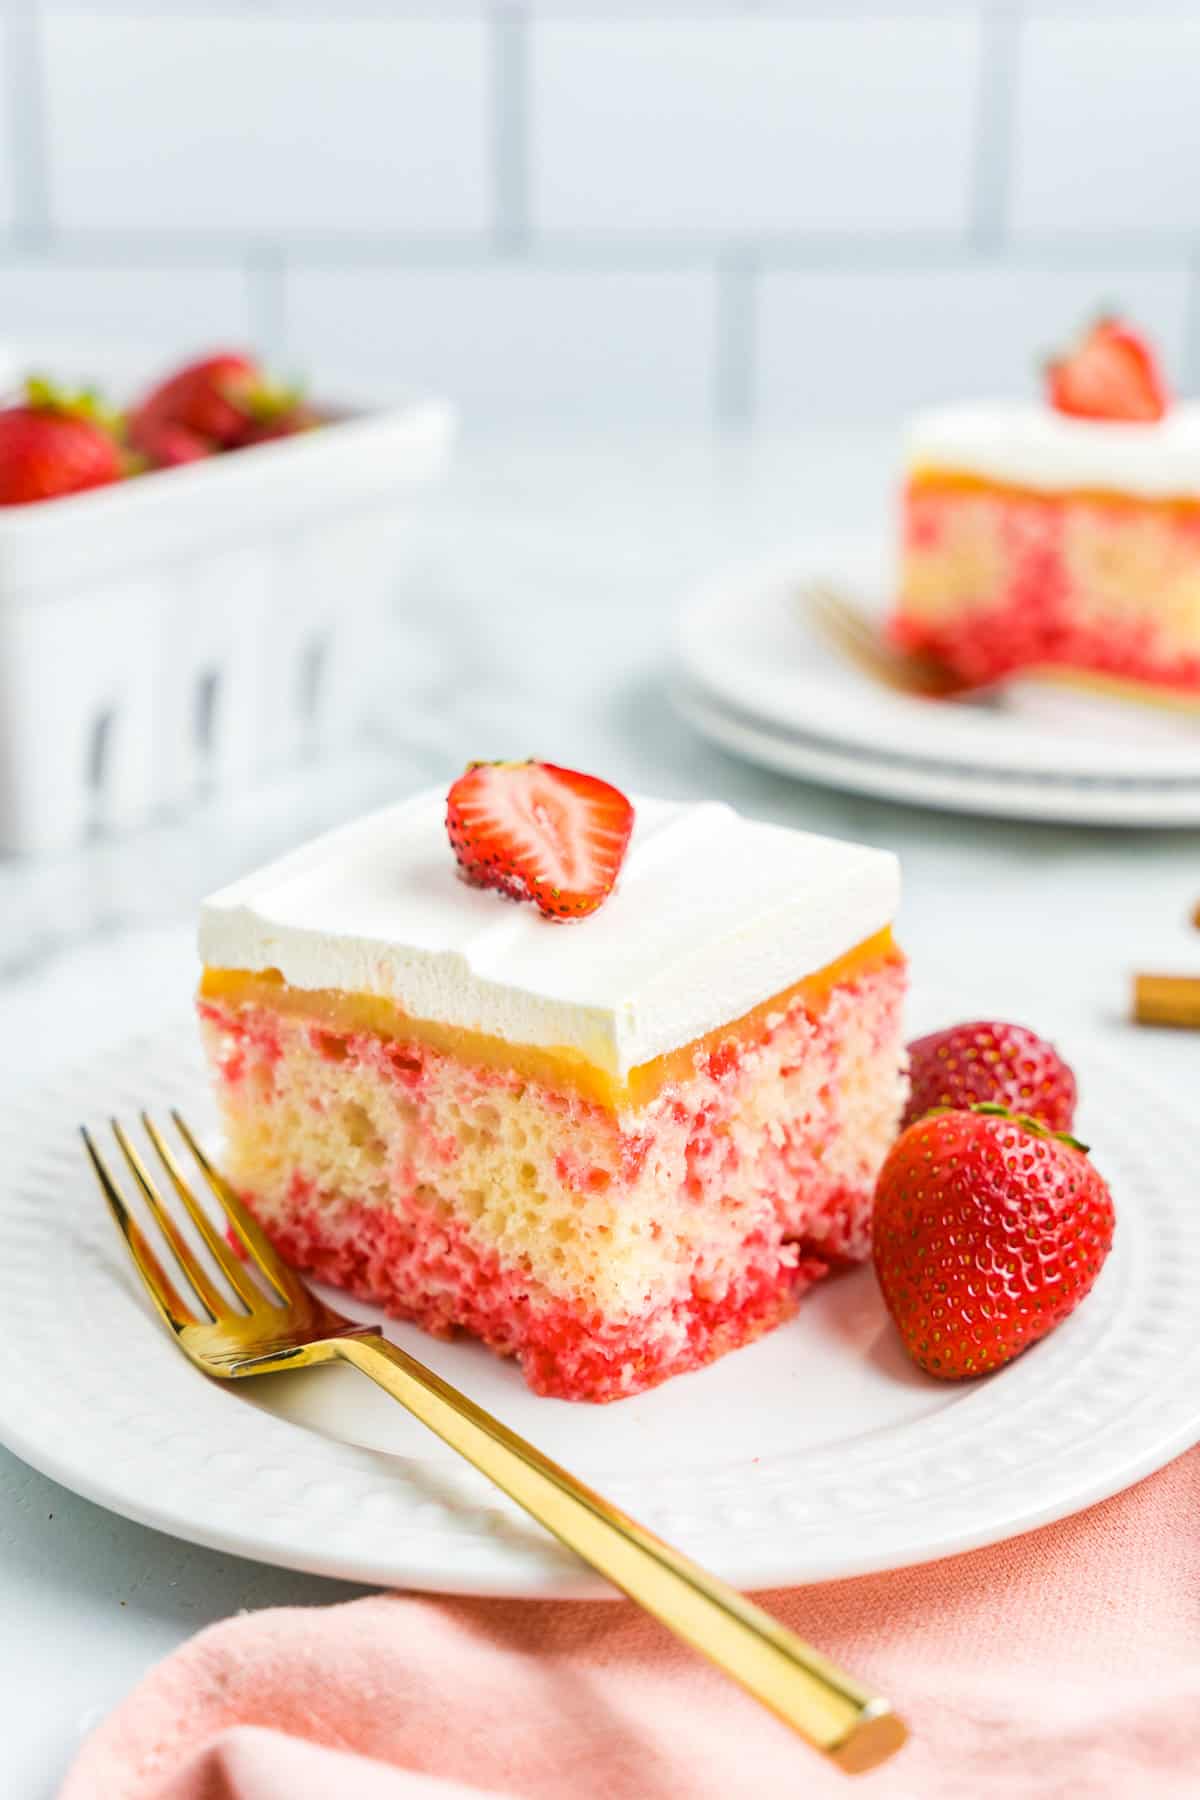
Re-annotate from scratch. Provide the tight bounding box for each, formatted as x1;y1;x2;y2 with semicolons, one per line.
4;7;51;251
1183;251;1200;395
246;245;287;360
0;235;1193;276
492;4;529;257
713;250;755;434
968;0;1022;256
0;227;1193;275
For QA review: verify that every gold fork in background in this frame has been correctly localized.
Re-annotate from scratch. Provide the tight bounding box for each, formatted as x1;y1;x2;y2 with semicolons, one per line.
802;578;1200;715
801;579;984;700
83;1112;908;1776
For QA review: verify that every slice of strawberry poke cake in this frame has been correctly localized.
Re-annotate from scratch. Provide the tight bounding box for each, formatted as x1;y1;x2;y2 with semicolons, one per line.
198;763;907;1401
893;315;1200;693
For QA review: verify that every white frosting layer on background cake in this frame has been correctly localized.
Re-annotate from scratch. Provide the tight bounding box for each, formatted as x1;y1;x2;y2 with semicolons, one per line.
908;402;1200;498
199;791;900;1075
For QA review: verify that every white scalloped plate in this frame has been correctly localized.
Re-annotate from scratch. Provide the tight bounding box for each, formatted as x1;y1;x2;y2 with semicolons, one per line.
2;1021;1198;1597
675;543;1200;826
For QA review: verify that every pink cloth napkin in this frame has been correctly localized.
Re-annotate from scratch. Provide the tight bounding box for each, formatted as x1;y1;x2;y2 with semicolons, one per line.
61;1446;1200;1800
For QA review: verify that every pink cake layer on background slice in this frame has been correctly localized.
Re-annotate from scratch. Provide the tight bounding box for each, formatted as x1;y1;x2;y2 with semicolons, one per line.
893;402;1200;692
198;792;907;1402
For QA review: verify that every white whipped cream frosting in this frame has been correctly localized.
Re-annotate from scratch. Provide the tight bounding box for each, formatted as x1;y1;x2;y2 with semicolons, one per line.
907;401;1200;498
199;791;900;1076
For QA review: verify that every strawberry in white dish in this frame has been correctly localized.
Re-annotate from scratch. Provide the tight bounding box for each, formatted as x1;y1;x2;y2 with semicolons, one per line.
128;351;316;467
0;379;123;505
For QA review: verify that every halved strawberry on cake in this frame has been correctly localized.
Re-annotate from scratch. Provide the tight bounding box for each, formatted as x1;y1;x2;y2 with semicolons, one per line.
893;316;1200;694
198;763;907;1401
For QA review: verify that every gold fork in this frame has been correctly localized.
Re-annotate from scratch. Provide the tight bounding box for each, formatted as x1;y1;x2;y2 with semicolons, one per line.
803;578;1200;714
83;1111;908;1775
802;579;984;700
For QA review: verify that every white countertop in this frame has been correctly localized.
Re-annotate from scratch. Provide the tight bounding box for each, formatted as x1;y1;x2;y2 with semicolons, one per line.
3;433;1199;1798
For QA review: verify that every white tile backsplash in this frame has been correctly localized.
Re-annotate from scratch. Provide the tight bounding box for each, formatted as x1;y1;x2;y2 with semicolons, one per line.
284;264;718;430
42;17;491;237
531;20;981;236
0;29;17;237
755;266;1193;426
0;8;1187;432
1012;19;1200;237
0;262;250;345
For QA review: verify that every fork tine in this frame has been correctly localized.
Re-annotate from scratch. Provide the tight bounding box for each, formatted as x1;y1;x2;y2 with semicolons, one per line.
81;1126;199;1334
141;1112;265;1312
804;584;914;691
804;581;880;651
802;580;963;698
810;582;906;661
171;1110;298;1304
807;580;875;641
110;1119;230;1322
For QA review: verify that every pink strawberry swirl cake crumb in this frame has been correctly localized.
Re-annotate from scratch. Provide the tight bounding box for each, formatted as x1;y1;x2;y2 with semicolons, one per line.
896;478;1200;691
199;952;906;1402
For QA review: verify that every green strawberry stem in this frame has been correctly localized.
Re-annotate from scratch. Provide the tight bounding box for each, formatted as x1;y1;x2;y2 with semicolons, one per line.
227;372;306;425
24;374;124;437
967;1102;1089;1154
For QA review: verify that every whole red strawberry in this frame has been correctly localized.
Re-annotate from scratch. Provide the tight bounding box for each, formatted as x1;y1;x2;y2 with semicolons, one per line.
903;1020;1076;1133
128;351;261;462
130;421;211;468
128;350;311;468
1047;316;1168;423
873;1107;1115;1379
446;761;635;922
0;378;123;505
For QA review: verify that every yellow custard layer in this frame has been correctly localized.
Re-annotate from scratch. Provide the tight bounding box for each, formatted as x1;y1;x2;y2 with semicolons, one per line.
908;463;1200;515
201;926;900;1112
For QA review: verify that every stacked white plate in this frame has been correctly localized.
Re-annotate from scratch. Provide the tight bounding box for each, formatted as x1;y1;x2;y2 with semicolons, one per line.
674;542;1200;827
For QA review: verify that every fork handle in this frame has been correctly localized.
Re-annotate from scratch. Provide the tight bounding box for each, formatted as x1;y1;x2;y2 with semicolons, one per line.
336;1332;905;1773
